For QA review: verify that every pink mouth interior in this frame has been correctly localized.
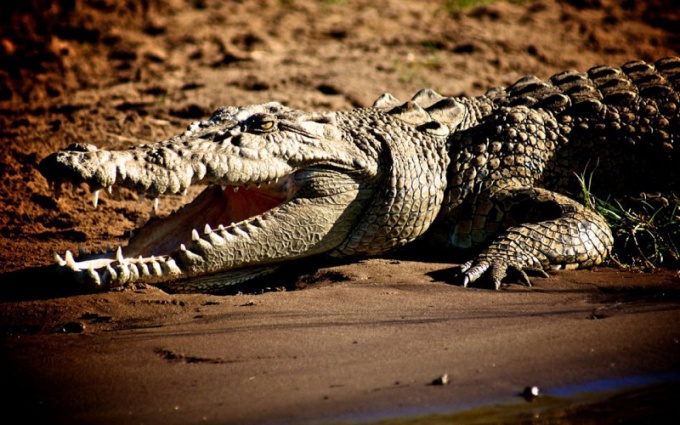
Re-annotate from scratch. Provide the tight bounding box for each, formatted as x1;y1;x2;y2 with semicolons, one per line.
123;184;287;258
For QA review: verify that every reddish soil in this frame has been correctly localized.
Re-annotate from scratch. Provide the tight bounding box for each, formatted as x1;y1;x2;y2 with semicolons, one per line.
1;1;679;424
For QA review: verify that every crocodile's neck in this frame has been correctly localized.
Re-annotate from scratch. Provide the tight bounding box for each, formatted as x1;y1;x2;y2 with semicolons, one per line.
330;108;451;256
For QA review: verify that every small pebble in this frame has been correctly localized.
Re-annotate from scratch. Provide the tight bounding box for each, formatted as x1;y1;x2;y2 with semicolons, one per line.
432;373;449;385
521;385;540;401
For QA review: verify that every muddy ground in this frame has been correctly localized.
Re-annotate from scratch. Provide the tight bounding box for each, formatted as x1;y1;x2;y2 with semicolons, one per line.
1;1;679;424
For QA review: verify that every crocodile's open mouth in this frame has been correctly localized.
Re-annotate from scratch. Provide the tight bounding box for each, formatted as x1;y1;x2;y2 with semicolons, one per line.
125;180;295;258
53;176;297;273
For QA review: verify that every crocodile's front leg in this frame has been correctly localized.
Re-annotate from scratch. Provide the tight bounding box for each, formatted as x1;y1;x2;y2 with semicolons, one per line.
452;188;613;289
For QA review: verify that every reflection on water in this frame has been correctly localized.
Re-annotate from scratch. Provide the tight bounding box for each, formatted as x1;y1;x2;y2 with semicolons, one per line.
349;375;680;425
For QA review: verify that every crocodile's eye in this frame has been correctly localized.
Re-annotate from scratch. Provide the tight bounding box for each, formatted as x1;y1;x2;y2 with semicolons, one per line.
248;115;277;133
258;120;275;131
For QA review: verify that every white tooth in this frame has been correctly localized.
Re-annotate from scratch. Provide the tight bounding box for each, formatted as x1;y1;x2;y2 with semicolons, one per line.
87;267;101;286
165;258;181;274
208;232;225;245
233;186;239;193
192;229;200;241
153;198;159;215
275;177;279;183
218;224;225;231
140;262;150;276
204;224;212;234
65;250;77;268
182;188;188;196
127;263;139;281
180;244;187;251
116;246;125;263
151;260;162;276
234;227;249;237
220;185;226;191
92;190;100;208
107;186;113;195
54;253;66;266
106;264;118;280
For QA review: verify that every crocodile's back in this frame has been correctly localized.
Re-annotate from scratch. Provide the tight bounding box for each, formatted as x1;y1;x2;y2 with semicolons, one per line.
486;57;680;196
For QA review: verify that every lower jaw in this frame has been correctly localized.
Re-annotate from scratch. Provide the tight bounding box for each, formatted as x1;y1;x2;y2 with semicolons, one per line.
124;183;288;259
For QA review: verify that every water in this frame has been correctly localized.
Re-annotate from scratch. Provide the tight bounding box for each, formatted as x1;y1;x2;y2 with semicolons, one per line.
333;374;680;425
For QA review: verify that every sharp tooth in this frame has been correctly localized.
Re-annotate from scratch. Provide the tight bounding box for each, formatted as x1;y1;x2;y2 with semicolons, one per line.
218;224;225;231
204;224;212;234
256;183;261;188
128;263;140;281
192;229;200;241
64;250;77;268
208;232;225;245
165;258;181;274
153;198;159;215
88;267;101;286
107;186;113;195
182;188;188;196
233;186;239;193
140;261;150;276
106;264;118;280
116;246;125;263
180;244;187;251
54;253;66;266
151;259;162;276
92;190;100;208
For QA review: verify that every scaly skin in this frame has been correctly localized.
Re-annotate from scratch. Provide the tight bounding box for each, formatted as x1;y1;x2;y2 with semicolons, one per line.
39;57;680;292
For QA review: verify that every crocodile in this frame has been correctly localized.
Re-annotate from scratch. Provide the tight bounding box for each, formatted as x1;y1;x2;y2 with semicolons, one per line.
38;57;680;293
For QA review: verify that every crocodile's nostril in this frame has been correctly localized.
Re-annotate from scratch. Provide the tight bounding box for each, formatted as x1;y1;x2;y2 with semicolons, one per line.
231;134;243;147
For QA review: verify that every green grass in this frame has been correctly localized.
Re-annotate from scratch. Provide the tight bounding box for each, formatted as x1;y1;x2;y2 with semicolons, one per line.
577;170;680;270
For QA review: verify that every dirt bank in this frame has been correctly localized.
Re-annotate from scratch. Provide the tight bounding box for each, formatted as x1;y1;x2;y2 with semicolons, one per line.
1;1;679;423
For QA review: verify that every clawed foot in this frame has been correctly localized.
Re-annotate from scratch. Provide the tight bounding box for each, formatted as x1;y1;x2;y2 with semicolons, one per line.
454;258;549;290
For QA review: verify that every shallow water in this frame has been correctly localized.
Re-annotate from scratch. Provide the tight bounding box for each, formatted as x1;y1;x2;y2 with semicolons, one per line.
342;375;680;425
